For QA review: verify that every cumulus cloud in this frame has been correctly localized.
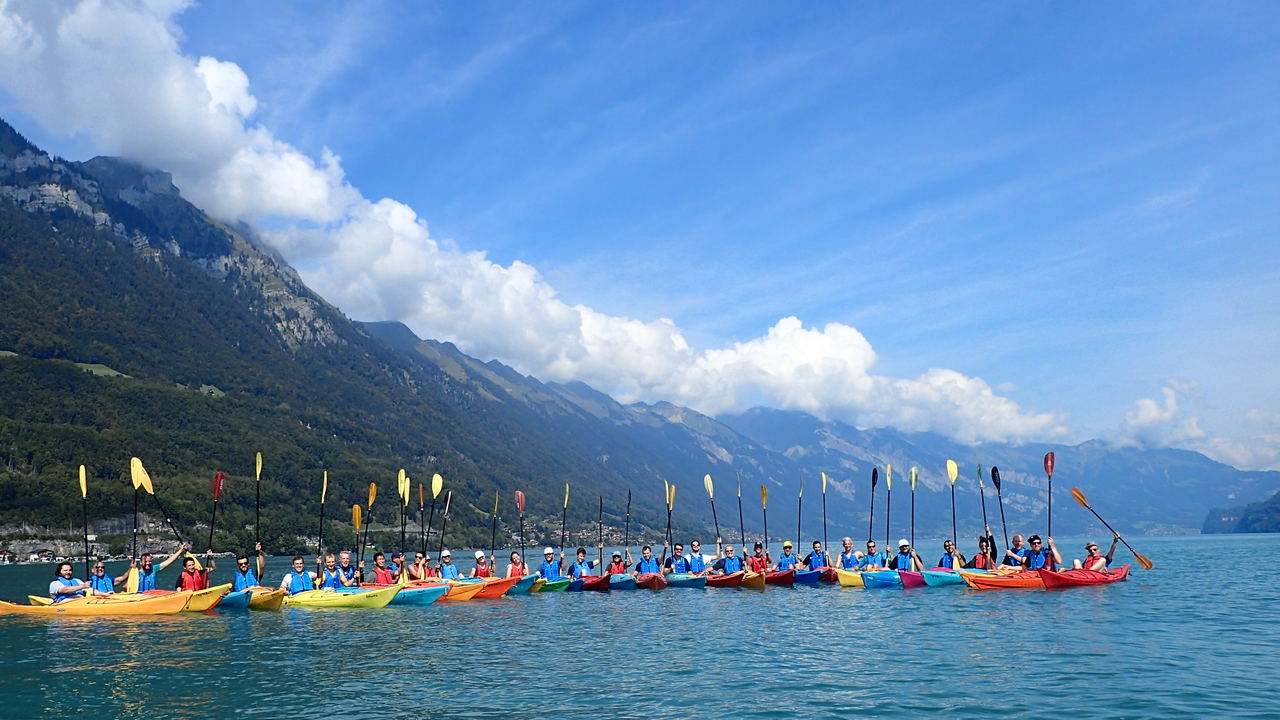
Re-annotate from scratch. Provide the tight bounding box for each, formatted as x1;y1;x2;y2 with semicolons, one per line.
1114;382;1280;471
0;0;1067;445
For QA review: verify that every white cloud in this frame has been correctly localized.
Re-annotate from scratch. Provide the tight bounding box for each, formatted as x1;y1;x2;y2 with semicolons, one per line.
1113;381;1280;471
0;0;1068;445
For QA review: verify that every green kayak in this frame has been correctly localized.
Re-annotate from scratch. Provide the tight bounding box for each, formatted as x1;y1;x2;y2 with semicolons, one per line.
537;578;573;592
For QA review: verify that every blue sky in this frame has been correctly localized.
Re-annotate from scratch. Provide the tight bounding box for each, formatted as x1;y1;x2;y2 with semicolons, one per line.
3;1;1278;465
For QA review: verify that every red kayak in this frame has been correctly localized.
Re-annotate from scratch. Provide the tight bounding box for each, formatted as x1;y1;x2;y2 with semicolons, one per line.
765;569;795;585
579;574;610;592
1039;564;1130;589
635;573;668;590
818;567;838;583
705;571;745;588
899;571;927;588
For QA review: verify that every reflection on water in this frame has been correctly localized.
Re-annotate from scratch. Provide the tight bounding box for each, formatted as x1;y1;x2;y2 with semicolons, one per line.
1;535;1278;718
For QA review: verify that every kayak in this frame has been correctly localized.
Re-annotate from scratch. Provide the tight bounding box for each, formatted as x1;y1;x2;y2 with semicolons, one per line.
835;568;865;587
180;584;232;612
567;578;586;592
530;578;547;593
248;586;287;611
635;573;668;590
537;578;573;592
215;589;253;610
962;570;1045;589
765;569;795;585
283;585;400;609
1039;564;1130;589
899;571;927;588
741;571;766;590
337;584;450;605
511;574;541;594
666;573;707;589
794;569;822;584
0;591;193;616
861;571;903;588
441;582;486;601
609;574;637;590
819;568;838;583
921;569;968;587
473;575;523;598
705;571;744;588
579;574;611;592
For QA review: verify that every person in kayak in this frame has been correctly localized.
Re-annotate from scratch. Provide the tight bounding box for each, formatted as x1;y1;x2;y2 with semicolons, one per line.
712;541;745;575
364;552;396;585
336;551;358;586
773;541;799;571
857;540;890;571
438;550;461;580
389;551;406;580
406;552;428;581
607;550;629;575
836;537;859;571
1072;534;1120;570
131;544;191;592
633;545;662;576
174;551;215;591
664;543;689;575
890;540;922;572
1021;535;1062;571
965;533;999;570
1003;534;1029;567
936;540;966;570
570;546;603;578
87;560;127;594
802;540;831;571
49;562;91;602
687;540;707;574
539;547;564;580
746;541;770;573
472;550;496;578
506;550;529;578
317;553;352;589
279;555;318;595
232;551;260;591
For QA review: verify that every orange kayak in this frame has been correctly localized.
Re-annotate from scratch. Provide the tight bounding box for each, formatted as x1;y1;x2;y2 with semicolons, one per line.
962;570;1045;589
472;576;522;599
440;582;486;601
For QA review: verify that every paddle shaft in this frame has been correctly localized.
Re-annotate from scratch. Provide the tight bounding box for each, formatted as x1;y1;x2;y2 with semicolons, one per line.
951;484;957;547
359;514;372;566
559;499;568;556
979;483;989;538
1048;478;1052;539
208;498;219;556
438;491;452;559
910;488;915;549
598;496;604;576
426;497;438;552
663;502;673;564
624;490;631;564
1080;503;1144;562
762;505;769;555
317;499;324;557
796;490;802;554
490;495;499;566
868;485;875;544
885;486;891;550
420;499;425;557
709;498;721;547
131;488;138;561
996;487;1010;551
82;496;90;580
822;489;827;558
255;478;260;554
737;493;746;547
150;493;184;546
518;510;525;573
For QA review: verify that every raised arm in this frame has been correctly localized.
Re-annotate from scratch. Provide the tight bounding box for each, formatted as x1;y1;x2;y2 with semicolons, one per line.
157;543;188;572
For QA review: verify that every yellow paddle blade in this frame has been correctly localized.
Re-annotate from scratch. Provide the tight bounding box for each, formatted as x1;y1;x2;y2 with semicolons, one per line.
368;483;377;508
564;483;570;509
669;484;676;509
493;490;500;514
432;473;443;499
255;452;262;482
822;471;827;495
131;457;154;495
124;566;139;594
419;483;424;508
887;464;892;490
947;459;958;484
704;474;714;500
353;504;362;529
78;465;87;499
402;473;410;507
761;485;768;509
321;471;328;504
398;469;407;502
664;479;669;508
910;467;918;492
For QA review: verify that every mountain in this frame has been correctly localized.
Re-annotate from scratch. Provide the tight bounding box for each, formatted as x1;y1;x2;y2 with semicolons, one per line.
1203;489;1280;533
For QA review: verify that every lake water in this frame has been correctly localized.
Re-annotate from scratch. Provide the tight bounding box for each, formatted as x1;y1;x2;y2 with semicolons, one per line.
0;534;1274;719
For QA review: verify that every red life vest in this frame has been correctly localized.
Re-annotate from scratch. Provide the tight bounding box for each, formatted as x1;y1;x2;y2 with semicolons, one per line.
178;570;207;591
372;566;395;584
972;553;992;569
508;563;526;578
607;561;627;575
748;555;769;573
475;562;492;578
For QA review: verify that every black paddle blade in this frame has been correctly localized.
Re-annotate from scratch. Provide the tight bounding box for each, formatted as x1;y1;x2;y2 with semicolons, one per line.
872;468;878;488
991;466;1001;491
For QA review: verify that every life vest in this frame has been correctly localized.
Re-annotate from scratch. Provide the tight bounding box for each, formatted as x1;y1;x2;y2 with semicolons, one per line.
669;556;689;574
810;550;830;569
938;552;958;570
894;552;915;572
137;567;157;592
608;561;627;575
637;557;661;574
859;551;888;570
338;565;356;583
1026;549;1054;571
688;553;706;573
971;553;993;570
1004;546;1028;566
89;574;113;594
51;576;85;602
285;570;312;595
177;569;207;592
475;562;493;578
722;556;744;573
838;551;858;569
439;563;460;580
747;555;769;573
509;562;528;578
777;553;797;570
371;566;395;584
539;560;561;580
1082;556;1106;572
233;569;258;591
319;568;343;589
570;561;593;578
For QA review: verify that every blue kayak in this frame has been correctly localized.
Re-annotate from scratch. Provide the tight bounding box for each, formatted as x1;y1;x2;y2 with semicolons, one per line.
389;585;449;605
511;574;541;594
794;570;822;584
216;589;252;610
568;578;586;592
609;574;637;590
861;571;903;588
921;569;967;587
666;573;707;589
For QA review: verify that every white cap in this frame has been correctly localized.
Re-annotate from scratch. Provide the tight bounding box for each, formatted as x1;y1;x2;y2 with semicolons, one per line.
441;549;451;557
543;547;555;555
899;539;911;548
474;550;485;559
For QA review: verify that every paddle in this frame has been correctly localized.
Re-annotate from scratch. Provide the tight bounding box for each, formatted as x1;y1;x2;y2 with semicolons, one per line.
821;472;829;564
976;464;990;560
559;483;569;562
133;457;199;570
1044;452;1055;539
704;474;722;549
352;504;362;561
1071;487;1154;570
426;473;443;556
992;466;1009;551
208;471;225;557
490;491;500;571
761;484;769;558
398;469;408;556
662;483;676;564
736;472;746;549
79;465;89;581
254;452;262;561
623;489;631;569
515;490;527;574
126;461;141;592
910;467;918;549
437;490;452;560
868;468;877;544
947;459;959;547
885;464;892;550
597;496;604;576
317;471;327;557
419;483;425;558
796;474;803;559
359;482;376;566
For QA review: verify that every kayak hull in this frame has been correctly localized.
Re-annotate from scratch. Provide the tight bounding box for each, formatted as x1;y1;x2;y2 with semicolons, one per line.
794;569;822;584
579;575;611;592
899;571;927;588
216;589;253;610
1039;564;1130;589
567;578;585;592
962;570;1045;589
635;573;668;590
537;578;573;593
530;578;547;593
284;585;400;609
861;571;903;588
163;583;230;612
511;574;541;594
921;569;967;587
819;568;838;583
441;582;486;601
705;571;744;588
835;568;866;587
473;575;523;598
339;584;448;605
666;573;707;589
247;586;287;611
741;571;766;589
765;569;795;585
609;574;637;590
0;591;193;616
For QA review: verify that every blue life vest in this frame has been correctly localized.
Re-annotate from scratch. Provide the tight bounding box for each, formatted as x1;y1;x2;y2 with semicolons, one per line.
777;552;797;570
137;567;157;592
439;563;460;580
637;557;661;574
722;556;743;573
338;565;356;583
688;553;705;573
809;550;830;569
670;556;689;574
838;551;858;569
895;551;915;571
859;551;888;570
89;574;113;594
938;552;959;570
571;560;593;578
1026;549;1052;571
233;569;258;591
539;560;560;579
51;576;85;602
1004;546;1029;566
286;571;313;595
319;568;343;589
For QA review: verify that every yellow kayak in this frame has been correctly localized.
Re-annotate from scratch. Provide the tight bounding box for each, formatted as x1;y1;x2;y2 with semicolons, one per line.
282;585;400;609
0;591;193;616
836;568;866;587
247;586;286;611
741;571;766;590
183;584;231;611
530;578;547;593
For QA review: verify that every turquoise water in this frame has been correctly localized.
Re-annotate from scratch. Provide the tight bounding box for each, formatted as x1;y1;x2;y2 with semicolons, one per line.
0;534;1275;719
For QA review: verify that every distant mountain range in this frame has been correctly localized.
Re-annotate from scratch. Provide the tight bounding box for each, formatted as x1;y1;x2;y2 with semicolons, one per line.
3;115;1278;558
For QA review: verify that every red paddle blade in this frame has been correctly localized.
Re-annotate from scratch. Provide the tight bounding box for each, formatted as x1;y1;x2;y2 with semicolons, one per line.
212;471;225;500
1044;452;1055;479
515;490;526;513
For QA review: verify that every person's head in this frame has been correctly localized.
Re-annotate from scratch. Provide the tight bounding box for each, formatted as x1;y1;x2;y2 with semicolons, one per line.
943;540;955;553
339;551;352;567
56;561;73;578
237;554;250;572
1085;541;1101;557
511;551;522;564
140;552;153;570
782;541;793;555
1028;535;1043;552
866;540;878;554
1011;534;1024;548
183;556;196;572
324;553;336;570
291;555;305;572
812;540;822;552
642;545;652;559
476;550;487;564
753;541;763;555
92;560;106;576
373;552;386;567
441;550;452;564
725;543;736;557
978;537;989;551
674;543;684;556
898;540;911;554
390;551;403;566
690;540;701;554
612;550;622;563
543;547;554;561
842;537;853;552
415;552;425;566
576;547;587;561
